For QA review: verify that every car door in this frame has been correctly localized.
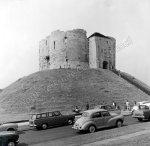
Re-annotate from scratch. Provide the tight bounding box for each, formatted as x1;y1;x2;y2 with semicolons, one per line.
92;112;104;128
53;111;66;125
47;112;56;126
102;111;112;126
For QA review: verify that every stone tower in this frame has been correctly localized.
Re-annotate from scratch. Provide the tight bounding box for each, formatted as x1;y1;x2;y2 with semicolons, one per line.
39;29;89;70
39;29;116;70
89;32;116;70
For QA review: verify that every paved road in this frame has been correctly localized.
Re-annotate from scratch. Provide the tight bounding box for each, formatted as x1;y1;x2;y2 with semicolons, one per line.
17;116;139;146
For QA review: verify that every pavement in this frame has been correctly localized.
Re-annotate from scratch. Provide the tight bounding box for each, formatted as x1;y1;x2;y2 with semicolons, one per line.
81;129;150;146
28;124;150;146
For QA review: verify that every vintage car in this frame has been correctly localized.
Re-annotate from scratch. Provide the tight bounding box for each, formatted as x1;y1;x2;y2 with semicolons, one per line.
0;131;19;146
131;101;150;113
29;111;75;130
0;123;18;131
94;104;121;115
72;109;124;133
132;105;150;121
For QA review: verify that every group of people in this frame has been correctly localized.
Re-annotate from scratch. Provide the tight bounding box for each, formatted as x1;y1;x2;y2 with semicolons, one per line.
123;100;137;111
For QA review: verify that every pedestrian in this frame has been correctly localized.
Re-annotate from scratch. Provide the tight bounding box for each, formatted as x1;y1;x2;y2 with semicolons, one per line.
124;102;127;111
102;101;106;105
134;101;137;105
126;100;130;110
86;102;89;110
112;101;115;108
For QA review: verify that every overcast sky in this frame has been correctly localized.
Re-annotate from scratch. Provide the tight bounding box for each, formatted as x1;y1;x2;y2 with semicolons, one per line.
0;0;150;88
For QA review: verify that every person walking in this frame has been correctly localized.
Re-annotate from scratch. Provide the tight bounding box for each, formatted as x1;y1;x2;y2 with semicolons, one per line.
112;101;115;108
86;102;89;110
126;100;130;110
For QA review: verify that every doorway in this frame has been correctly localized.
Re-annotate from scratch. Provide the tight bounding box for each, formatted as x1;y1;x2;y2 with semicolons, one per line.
103;61;108;69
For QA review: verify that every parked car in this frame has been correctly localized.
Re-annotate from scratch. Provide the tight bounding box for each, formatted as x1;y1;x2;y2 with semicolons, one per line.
131;101;150;113
72;109;124;133
0;123;18;132
29;111;75;130
94;104;121;115
0;131;19;146
132;105;150;121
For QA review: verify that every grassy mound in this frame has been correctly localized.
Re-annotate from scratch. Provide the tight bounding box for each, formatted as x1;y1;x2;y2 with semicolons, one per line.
0;68;149;122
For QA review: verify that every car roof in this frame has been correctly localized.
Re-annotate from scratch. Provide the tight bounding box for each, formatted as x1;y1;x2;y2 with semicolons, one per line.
30;111;60;115
141;103;150;106
84;109;107;114
138;101;150;104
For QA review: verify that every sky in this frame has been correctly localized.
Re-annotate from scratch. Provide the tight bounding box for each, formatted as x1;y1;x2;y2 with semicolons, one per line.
0;0;150;88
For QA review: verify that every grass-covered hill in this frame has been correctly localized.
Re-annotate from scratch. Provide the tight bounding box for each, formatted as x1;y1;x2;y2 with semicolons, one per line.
0;68;149;122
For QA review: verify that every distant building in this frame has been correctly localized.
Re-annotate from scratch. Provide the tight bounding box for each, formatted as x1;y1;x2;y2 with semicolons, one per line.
39;29;116;70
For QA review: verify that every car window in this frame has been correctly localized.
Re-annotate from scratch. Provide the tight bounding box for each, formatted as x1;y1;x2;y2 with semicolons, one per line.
41;113;47;118
145;106;149;109
101;106;105;109
141;105;149;109
36;114;41;119
102;111;110;117
92;112;102;118
31;114;37;119
53;111;61;116
48;112;53;117
106;105;113;109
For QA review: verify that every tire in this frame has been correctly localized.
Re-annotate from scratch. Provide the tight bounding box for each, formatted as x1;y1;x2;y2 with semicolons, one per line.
7;128;15;131
138;118;143;122
148;117;150;121
67;119;73;125
41;124;48;130
116;120;123;128
7;141;16;146
88;125;96;133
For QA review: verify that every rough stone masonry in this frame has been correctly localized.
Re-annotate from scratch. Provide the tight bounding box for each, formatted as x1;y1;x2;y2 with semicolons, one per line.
39;29;116;70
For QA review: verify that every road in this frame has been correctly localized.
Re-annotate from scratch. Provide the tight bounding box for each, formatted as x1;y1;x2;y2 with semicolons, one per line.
18;116;139;146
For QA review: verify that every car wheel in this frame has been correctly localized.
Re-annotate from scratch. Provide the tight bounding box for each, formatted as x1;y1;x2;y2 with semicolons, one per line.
138;118;143;122
7;141;16;146
41;124;48;130
88;125;96;133
7;128;15;131
67;119;73;125
148;117;150;121
116;120;123;128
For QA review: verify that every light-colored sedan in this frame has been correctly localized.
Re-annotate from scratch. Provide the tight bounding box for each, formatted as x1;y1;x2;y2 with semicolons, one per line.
131;101;150;113
72;109;124;133
0;123;18;131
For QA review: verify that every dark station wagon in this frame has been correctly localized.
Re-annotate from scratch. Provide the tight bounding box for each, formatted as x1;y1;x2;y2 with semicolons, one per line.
29;111;75;130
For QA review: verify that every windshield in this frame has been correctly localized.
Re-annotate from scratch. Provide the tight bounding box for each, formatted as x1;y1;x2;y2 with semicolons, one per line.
31;114;37;119
81;112;89;117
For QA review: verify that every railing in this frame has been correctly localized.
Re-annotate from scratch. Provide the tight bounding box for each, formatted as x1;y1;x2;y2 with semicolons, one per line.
111;69;150;96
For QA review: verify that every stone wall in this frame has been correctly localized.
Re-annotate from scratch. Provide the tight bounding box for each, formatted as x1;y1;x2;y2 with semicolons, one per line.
39;29;89;70
39;29;116;71
89;33;116;69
